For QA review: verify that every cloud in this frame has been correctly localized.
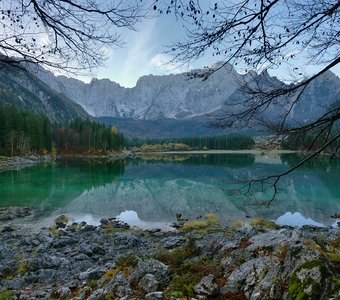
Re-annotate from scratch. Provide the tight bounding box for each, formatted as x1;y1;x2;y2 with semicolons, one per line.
119;19;158;86
149;53;183;73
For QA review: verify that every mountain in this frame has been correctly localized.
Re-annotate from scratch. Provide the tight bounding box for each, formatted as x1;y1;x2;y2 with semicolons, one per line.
34;62;340;127
33;62;241;119
2;61;338;137
0;63;88;122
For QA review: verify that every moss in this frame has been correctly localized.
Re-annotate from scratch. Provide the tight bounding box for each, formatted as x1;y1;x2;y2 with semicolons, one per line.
154;238;201;269
54;214;69;224
288;260;327;300
18;259;29;275
250;218;279;229
305;240;340;263
49;225;60;236
169;274;194;298
87;279;98;289
231;220;245;231
181;220;207;231
0;291;15;300
103;268;118;279
116;254;139;269
155;238;220;298
4;274;15;280
205;213;218;226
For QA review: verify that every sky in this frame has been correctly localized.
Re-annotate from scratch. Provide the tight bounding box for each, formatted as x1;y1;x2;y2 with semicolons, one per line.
75;2;340;88
78;13;218;88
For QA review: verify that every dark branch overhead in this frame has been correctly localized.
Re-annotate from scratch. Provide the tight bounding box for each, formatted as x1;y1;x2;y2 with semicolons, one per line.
157;0;340;200
0;0;150;73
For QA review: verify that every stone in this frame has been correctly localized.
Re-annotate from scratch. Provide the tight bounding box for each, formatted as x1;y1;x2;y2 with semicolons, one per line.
193;274;219;296
57;286;71;298
79;267;105;281
103;272;132;298
2;226;14;232
220;284;239;294
131;259;170;286
100;218;109;225
113;233;142;249
145;291;165;300
88;288;105;300
247;229;292;251
161;236;186;249
227;257;272;293
138;273;159;293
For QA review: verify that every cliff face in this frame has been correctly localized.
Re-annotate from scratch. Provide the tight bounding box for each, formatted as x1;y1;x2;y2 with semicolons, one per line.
34;63;340;130
0;64;88;122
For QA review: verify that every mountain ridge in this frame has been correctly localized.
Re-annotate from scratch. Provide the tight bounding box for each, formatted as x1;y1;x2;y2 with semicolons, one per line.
33;63;340;125
0;63;89;122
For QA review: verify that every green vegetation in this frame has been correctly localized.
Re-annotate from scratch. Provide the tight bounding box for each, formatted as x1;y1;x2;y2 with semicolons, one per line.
250;218;279;229
0;103;51;156
288;260;326;300
127;134;255;151
0;104;125;156
0;291;15;300
281;130;339;152
154;239;221;298
180;213;220;231
54;118;125;153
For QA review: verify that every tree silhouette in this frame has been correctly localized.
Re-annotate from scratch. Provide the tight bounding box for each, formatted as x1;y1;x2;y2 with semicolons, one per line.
0;0;149;72
158;0;340;201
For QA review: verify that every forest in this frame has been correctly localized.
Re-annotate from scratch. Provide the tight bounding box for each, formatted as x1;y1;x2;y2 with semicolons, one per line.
127;135;255;151
0;104;256;156
0;104;125;156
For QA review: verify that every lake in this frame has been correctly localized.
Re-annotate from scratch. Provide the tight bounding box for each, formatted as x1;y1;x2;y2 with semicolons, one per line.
0;153;339;229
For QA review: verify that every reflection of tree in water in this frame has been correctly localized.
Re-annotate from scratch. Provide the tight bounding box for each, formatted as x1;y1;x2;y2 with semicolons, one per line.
280;154;340;171
280;154;340;200
60;159;125;188
127;153;255;169
0;159;125;213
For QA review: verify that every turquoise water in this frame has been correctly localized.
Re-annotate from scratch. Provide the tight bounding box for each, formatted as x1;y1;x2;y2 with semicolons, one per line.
0;153;339;228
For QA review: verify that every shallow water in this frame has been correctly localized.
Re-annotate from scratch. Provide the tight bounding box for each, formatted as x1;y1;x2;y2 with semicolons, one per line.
0;153;339;229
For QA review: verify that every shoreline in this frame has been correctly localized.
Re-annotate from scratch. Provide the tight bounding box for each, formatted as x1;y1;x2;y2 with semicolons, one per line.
0;208;339;300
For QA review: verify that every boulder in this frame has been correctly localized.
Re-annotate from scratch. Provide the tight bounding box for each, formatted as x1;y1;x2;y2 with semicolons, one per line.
193;274;219;297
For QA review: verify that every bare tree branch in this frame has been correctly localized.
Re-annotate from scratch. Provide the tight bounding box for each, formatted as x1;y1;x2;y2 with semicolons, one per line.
0;0;151;73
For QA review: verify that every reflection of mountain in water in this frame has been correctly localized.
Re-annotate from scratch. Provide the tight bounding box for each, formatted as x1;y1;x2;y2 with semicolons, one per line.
0;153;339;227
58;155;340;226
227;155;340;226
60;178;245;223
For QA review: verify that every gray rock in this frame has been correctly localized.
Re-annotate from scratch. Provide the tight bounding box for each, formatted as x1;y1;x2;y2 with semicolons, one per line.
220;284;239;294
160;236;186;249
131;259;170;286
145;291;165;300
79;267;105;281
228;257;272;292
79;242;93;256
193;274;219;296
113;232;142;249
36;269;56;282
57;286;71;298
88;288;105;300
28;254;68;271
138;273;159;293
103;272;132;298
247;229;292;251
2;226;14;232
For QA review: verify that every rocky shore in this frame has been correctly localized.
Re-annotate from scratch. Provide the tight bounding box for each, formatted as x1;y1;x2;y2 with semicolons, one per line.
0;208;339;300
0;156;54;172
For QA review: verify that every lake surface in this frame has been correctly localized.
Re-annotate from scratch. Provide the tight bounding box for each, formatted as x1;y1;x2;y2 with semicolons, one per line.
0;153;339;229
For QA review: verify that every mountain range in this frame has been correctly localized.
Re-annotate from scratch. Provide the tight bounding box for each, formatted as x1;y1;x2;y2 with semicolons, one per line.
0;63;88;122
0;61;339;137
